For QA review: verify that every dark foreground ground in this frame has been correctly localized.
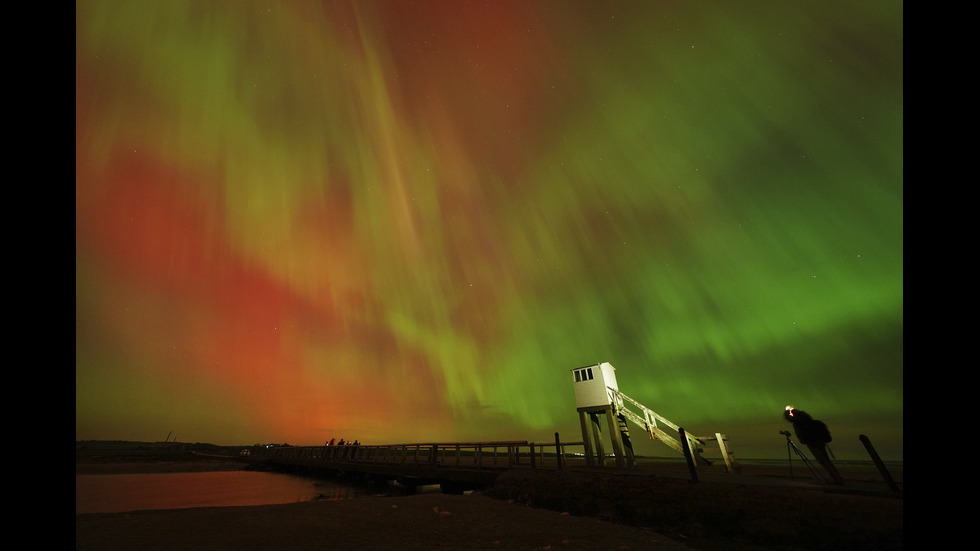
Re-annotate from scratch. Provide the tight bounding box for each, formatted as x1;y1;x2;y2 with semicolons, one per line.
490;465;902;551
76;447;902;551
77;491;699;551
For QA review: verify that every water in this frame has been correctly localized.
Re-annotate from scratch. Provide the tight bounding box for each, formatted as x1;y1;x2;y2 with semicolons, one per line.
75;470;368;514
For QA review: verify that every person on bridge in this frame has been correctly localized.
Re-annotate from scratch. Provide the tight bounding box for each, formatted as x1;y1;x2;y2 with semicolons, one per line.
784;406;845;484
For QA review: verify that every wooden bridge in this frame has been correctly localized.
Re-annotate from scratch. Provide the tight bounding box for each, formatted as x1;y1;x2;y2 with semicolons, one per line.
248;440;582;494
248;364;738;492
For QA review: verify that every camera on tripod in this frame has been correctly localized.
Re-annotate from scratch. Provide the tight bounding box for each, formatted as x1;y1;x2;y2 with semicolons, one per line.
780;429;823;481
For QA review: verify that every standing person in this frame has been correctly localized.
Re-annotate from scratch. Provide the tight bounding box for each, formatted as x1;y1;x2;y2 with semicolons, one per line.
784;406;845;484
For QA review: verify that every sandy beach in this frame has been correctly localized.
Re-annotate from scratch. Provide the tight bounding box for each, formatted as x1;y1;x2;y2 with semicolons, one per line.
76;456;902;551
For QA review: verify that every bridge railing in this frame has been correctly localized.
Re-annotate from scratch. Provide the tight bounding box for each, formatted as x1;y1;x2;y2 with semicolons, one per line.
252;440;588;471
527;440;586;469
354;441;530;469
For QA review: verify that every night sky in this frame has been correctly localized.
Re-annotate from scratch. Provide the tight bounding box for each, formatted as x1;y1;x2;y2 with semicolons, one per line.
76;1;903;460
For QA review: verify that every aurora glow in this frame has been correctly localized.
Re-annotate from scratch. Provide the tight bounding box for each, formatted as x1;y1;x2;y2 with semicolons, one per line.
76;1;903;460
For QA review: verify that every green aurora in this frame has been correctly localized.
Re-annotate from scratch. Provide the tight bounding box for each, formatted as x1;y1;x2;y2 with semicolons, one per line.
76;1;902;460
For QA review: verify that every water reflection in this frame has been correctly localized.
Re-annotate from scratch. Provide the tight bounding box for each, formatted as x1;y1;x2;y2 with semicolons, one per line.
75;470;363;514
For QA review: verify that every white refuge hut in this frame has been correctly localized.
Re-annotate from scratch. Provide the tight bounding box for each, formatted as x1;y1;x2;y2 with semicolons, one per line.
569;360;737;472
571;361;620;410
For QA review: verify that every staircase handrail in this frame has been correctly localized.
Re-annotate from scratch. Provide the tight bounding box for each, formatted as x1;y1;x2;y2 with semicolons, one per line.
608;387;710;441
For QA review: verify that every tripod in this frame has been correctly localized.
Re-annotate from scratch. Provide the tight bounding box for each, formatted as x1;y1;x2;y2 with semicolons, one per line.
780;430;825;482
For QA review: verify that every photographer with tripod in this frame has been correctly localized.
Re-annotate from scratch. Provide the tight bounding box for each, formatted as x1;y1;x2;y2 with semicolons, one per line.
784;406;845;484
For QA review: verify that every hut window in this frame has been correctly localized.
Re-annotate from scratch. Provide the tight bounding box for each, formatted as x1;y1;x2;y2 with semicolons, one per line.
574;368;594;382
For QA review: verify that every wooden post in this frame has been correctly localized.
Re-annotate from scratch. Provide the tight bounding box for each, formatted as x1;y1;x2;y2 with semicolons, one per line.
859;435;900;492
590;412;605;467
605;406;626;469
579;411;595;467
616;413;635;469
679;427;699;482
715;433;735;473
530;443;536;469
555;432;563;470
